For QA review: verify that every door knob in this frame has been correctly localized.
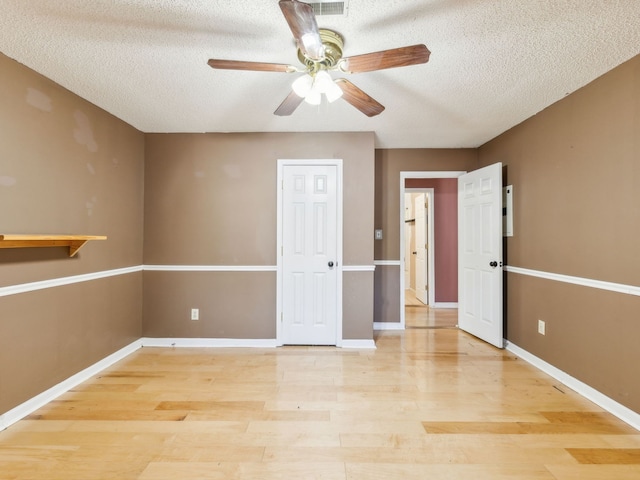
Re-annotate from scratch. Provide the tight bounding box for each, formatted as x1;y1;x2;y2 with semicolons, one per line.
328;261;334;267
489;261;498;268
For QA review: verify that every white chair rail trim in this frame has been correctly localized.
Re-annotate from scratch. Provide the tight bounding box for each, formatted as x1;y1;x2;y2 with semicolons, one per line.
506;265;640;297
0;266;143;297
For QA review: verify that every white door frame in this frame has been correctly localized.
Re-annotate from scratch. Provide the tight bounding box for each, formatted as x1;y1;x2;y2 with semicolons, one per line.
399;171;466;328
277;159;344;346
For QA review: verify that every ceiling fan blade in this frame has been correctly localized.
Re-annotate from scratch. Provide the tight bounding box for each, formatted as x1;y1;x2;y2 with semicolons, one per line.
335;79;385;117
274;91;305;116
279;0;324;60
208;59;294;73
341;44;430;74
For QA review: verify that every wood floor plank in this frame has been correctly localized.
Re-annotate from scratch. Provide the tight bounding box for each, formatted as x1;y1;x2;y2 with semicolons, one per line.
27;409;188;422
422;420;634;435
566;448;640;464
185;409;330;422
545;464;640;479
155;400;264;412
264;445;470;464
601;434;640;448
139;461;347;480
345;463;556;480
64;420;248;434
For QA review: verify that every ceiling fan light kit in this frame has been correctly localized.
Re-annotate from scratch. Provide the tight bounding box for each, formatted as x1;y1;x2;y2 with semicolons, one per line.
207;0;430;117
292;73;314;97
293;70;343;105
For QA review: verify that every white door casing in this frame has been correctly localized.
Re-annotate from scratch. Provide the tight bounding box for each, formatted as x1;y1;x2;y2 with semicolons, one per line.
404;193;413;288
458;163;503;348
426;190;435;307
414;193;428;304
404;222;411;288
277;161;342;345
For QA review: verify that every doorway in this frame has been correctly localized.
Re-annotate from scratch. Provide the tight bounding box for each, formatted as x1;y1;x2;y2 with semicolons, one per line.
399;171;465;329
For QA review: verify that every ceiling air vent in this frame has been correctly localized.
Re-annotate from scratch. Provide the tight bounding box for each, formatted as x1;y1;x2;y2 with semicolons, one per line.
309;1;349;16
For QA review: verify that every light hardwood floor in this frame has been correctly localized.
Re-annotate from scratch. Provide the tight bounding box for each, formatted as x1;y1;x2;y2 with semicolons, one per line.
404;289;426;307
405;289;457;329
1;322;639;479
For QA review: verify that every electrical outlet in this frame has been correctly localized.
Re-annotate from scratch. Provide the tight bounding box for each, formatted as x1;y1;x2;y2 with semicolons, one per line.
538;319;546;335
191;308;199;321
374;229;383;240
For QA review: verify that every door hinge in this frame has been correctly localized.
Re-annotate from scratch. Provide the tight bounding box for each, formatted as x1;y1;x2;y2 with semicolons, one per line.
280;312;283;322
281;246;283;255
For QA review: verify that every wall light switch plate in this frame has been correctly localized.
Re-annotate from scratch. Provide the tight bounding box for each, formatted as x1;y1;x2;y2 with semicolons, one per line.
191;308;199;321
538;319;546;335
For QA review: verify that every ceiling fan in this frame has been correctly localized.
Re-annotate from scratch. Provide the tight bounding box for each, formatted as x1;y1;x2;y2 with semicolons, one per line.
207;0;430;117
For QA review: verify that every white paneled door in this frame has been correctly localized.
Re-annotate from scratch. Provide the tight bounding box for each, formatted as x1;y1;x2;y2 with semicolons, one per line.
458;163;503;348
281;164;338;345
414;193;428;305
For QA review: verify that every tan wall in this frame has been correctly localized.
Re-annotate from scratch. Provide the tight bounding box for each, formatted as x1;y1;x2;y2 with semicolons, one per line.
343;271;374;339
479;54;640;413
374;149;477;322
143;132;375;340
143;271;276;338
374;266;400;324
0;274;142;413
0;53;145;414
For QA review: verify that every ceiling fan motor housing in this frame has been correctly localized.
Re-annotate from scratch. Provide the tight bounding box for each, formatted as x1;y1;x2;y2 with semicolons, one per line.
298;29;344;72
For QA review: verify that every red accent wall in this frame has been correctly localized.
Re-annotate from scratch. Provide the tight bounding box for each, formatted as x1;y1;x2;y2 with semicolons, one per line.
405;178;458;303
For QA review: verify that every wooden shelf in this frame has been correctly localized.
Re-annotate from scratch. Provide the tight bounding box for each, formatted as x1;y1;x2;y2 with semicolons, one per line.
0;234;107;257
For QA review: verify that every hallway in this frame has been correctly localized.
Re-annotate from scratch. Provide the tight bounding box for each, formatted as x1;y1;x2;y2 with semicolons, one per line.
405;289;457;329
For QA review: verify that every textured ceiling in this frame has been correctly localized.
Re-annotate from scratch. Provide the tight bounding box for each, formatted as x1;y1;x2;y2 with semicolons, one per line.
1;1;639;148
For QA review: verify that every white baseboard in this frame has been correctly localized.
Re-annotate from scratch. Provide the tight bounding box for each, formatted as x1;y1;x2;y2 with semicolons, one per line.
432;302;458;309
141;337;375;349
0;339;142;431
374;322;404;330
341;339;376;349
506;341;640;431
140;337;278;348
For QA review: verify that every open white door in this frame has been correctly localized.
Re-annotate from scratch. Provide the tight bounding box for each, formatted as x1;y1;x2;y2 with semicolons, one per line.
458;163;503;348
414;194;428;304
